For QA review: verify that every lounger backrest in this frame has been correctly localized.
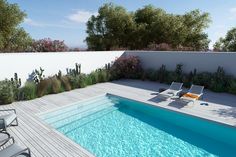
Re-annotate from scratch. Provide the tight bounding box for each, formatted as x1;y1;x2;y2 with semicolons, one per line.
169;82;183;91
189;85;204;95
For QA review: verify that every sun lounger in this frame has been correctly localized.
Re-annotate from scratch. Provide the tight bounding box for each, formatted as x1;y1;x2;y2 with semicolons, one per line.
158;82;183;100
0;134;31;157
0;109;18;132
180;85;204;104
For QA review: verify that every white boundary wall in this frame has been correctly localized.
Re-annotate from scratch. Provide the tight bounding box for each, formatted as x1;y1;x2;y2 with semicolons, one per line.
125;51;236;76
0;51;124;83
1;51;236;83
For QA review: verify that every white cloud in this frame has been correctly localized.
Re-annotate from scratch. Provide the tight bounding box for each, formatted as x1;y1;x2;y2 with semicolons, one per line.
24;18;78;29
67;10;97;23
24;18;43;27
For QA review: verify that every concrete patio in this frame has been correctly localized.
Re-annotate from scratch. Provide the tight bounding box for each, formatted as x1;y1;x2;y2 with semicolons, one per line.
0;79;236;156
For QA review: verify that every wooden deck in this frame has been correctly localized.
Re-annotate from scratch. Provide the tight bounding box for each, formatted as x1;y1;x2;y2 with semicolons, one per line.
1;79;236;156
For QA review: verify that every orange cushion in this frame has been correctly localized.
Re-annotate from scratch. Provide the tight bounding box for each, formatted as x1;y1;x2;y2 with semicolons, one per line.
182;93;199;99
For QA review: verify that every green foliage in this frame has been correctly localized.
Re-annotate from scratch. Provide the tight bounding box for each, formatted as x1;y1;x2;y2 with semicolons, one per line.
209;67;232;92
213;27;236;52
0;80;14;105
86;3;211;51
67;75;80;89
174;64;183;82
36;79;51;97
66;63;81;76
60;76;71;91
0;0;32;52
19;81;36;100
97;69;109;82
143;69;158;81
86;3;135;50
78;74;88;88
50;77;62;94
10;73;21;100
157;65;168;83
228;80;236;95
141;64;236;95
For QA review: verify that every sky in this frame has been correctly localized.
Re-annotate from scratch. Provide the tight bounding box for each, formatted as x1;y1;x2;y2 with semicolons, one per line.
8;0;236;49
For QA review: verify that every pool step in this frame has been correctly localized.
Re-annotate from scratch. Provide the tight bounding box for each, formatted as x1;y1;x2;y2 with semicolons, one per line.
41;96;111;120
57;105;119;134
49;101;118;128
42;98;118;123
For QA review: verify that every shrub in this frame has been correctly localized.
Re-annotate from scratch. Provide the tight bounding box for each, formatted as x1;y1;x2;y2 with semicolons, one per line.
10;73;21;100
78;74;88;88
31;38;68;52
19;81;37;100
0;80;14;105
175;64;183;82
157;65;168;83
84;75;93;86
97;69;109;82
37;78;51;97
193;72;212;89
67;75;80;89
228;80;236;94
110;56;142;80
144;69;158;81
60;76;71;91
51;77;62;94
89;72;99;84
209;67;232;92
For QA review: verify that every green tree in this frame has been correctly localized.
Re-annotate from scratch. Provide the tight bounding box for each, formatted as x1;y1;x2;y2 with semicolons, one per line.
85;3;211;51
0;0;32;52
182;10;211;51
134;5;166;49
85;3;135;50
213;37;225;51
214;28;236;52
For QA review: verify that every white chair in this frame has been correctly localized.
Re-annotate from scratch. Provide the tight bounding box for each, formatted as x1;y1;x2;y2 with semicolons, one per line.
158;82;183;100
180;85;204;104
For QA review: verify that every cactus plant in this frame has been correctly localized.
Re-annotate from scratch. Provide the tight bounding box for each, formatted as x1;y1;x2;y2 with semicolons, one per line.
66;63;81;76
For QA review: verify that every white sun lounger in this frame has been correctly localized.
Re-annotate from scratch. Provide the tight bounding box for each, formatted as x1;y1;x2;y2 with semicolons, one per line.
180;85;204;104
158;82;183;100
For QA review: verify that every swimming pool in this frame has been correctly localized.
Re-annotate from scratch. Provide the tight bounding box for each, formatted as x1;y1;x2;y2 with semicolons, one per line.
40;94;236;157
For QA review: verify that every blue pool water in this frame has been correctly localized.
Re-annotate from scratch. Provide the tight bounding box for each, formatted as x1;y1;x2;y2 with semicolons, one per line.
40;94;236;157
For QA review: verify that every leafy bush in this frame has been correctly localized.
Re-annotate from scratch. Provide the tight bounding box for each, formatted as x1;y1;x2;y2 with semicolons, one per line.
89;72;99;84
0;80;14;105
84;75;93;86
78;74;88;88
60;76;71;91
110;56;142;80
175;64;183;82
145;69;158;81
157;65;168;83
31;38;68;52
50;77;62;94
37;79;51;97
97;69;109;82
209;67;231;92
19;81;37;100
10;73;22;100
67;75;80;89
228;80;236;94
